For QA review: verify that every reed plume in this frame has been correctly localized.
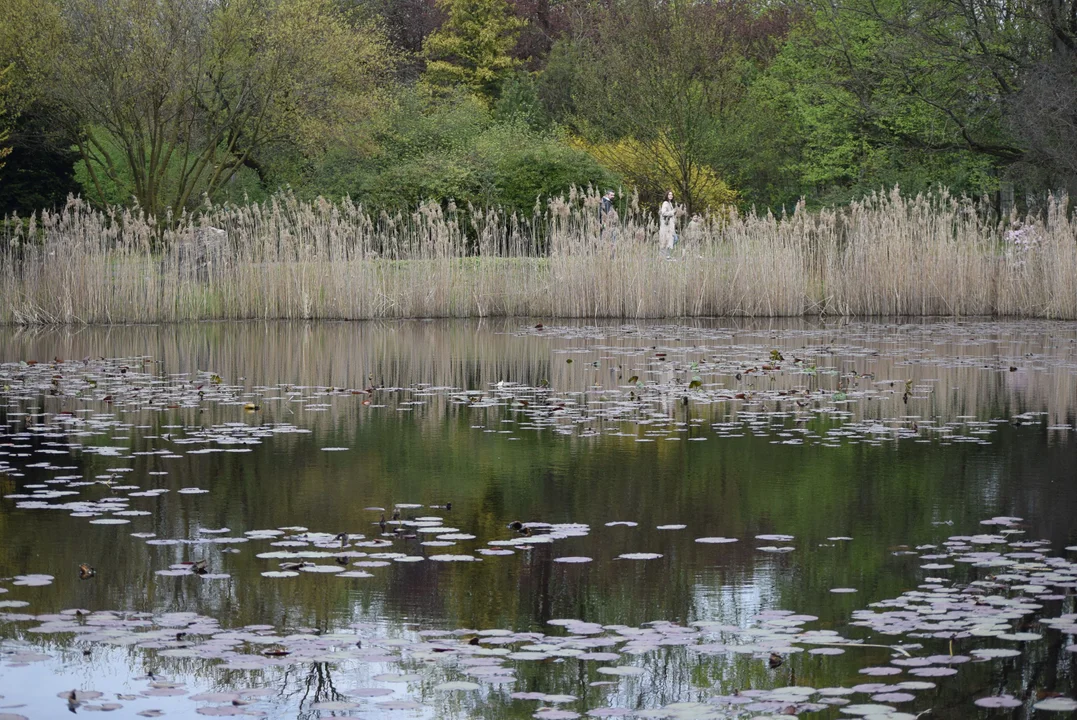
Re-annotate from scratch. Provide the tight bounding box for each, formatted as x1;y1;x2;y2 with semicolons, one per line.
1;188;1074;324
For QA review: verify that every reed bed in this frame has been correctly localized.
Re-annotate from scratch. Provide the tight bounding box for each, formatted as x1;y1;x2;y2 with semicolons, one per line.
1;188;1074;324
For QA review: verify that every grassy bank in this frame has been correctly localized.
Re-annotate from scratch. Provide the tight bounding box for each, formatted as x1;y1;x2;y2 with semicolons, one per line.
1;189;1075;324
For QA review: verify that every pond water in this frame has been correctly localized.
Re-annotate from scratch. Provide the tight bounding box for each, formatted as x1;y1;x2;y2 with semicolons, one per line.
1;319;1076;720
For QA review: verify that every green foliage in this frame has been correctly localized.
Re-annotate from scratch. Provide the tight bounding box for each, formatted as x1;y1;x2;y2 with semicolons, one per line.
573;135;737;212
72;127;266;209
535;40;584;125
0;65;12;174
287;88;614;214
472;123;613;211
718;2;1007;209
3;0;1075;217
703;69;803;210
0;1;82;212
0;105;81;215
549;0;779;213
71;131;126;207
422;0;524;101
43;0;396;220
493;72;547;130
0;0;63;110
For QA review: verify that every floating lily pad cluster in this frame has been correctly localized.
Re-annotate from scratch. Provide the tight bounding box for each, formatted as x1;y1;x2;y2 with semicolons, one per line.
0;602;922;718
6;512;1076;720
3;327;1069;485
2;335;1076;719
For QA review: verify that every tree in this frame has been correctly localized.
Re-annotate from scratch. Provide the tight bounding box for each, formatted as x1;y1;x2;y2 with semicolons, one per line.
1005;2;1077;195
0;100;82;215
572;134;737;211
804;0;1025;158
423;0;525;101
553;0;791;213
41;0;396;220
0;65;12;175
767;0;1077;202
508;0;573;67
294;87;615;213
1008;52;1077;196
0;0;67;195
346;0;445;79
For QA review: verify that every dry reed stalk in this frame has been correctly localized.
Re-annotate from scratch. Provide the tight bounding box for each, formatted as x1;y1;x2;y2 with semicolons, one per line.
1;189;1075;324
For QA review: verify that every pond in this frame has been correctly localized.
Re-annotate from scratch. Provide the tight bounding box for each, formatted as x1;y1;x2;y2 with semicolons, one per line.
0;318;1075;720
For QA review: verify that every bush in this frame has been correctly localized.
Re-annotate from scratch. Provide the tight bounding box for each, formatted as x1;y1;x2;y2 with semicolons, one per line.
291;88;616;214
572;135;737;212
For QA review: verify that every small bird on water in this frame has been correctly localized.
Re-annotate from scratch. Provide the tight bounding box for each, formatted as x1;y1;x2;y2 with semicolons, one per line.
768;652;783;669
78;564;96;580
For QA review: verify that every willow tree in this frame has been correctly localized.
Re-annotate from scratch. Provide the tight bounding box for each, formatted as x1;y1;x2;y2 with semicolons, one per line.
44;0;395;219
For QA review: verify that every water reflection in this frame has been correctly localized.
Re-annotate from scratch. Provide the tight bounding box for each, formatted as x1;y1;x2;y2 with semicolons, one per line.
1;319;1076;719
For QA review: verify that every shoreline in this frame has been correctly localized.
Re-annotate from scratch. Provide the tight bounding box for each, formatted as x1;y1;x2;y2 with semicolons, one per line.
4;192;1075;324
3;310;1077;328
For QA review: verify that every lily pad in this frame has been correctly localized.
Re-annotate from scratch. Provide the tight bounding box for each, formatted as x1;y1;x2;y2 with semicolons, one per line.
1034;698;1077;712
596;666;645;676
435;681;481;691
970;648;1022;659
372;673;421;683
974;695;1022;708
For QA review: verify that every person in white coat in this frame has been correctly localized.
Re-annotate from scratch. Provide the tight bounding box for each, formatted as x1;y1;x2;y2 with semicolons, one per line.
659;190;677;256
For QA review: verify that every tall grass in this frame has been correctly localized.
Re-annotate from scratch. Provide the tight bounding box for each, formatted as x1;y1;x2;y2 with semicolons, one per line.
1;187;1074;324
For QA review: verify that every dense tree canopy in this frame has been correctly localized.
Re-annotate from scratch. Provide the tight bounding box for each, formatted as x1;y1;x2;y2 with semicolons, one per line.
51;0;395;218
548;0;791;212
423;0;525;100
0;65;12;174
1;0;1075;217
